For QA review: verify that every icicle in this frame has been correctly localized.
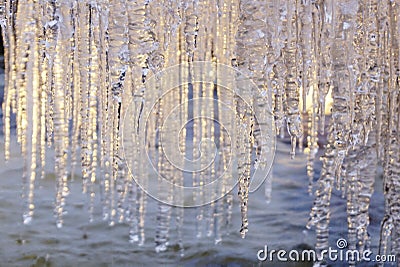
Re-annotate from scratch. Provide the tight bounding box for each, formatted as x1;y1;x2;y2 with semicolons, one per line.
317;0;334;135
305;1;321;194
125;99;144;244
271;63;286;136
284;0;302;159
38;1;47;180
235;0;270;238
175;75;185;253
344;154;360;266
330;0;357;190
74;1;100;223
380;0;400;258
183;0;198;62
195;0;217;239
70;1;81;182
335;1;379;259
96;1;112;222
173;4;185;253
264;168;273;204
169;63;185;253
307;124;335;263
224;0;239;234
308;1;358;262
13;0;37;225
299;0;312;114
155;89;173;253
342;135;376;265
43;1;58;148
76;1;91;198
216;68;236;236
191;73;204;238
235;97;253;239
265;0;285;137
107;0;129;226
123;88;138;242
1;0;11;162
295;0;309;155
147;0;185;252
213;0;237;244
375;10;385;162
24;42;39;224
305;103;319;195
136;161;147;246
53;1;74;228
14;0;29;156
349;1;368;149
268;39;285;135
379;215;394;260
87;3;101;222
181;0;205;239
363;0;379;144
358;132;377;253
123;67;147;244
127;0;169;252
6;0;18;120
126;0;158;245
375;0;390;163
0;1;5;29
127;183;139;244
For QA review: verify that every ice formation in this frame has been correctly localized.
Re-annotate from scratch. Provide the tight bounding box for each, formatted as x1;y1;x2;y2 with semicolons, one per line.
0;0;400;264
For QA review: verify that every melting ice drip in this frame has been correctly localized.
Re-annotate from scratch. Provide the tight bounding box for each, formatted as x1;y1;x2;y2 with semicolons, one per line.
0;0;400;263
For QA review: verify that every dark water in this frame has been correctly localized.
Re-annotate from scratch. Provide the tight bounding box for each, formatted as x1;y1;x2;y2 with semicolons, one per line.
0;137;387;267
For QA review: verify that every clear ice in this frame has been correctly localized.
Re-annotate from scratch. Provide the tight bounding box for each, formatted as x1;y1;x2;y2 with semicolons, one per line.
1;0;400;261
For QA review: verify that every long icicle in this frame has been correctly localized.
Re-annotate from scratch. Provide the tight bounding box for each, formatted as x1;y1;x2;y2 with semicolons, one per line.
284;0;303;159
53;1;72;228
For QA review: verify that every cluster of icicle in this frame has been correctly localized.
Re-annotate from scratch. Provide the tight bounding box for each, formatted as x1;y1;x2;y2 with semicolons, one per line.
0;0;248;255
1;0;400;263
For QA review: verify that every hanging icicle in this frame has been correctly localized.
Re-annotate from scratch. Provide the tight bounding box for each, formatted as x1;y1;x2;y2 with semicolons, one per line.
2;0;400;259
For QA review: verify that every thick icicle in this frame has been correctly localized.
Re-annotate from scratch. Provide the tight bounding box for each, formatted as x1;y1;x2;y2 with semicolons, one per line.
18;0;39;225
70;1;81;182
154;85;173;253
164;1;185;253
214;0;237;243
126;0;156;245
38;1;47;180
76;1;91;198
1;0;12;162
317;0;334;135
108;0;128;226
97;1;112;222
269;1;287;138
284;0;303;159
345;0;379;259
304;0;321;193
235;0;270;238
308;0;356;261
234;94;253;238
331;0;357;190
344;132;376;263
307;125;335;264
53;1;74;228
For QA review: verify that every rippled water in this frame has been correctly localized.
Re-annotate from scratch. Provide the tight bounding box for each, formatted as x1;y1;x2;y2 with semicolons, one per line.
0;138;385;266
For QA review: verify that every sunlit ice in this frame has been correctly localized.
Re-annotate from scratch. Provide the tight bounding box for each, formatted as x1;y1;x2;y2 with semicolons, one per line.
0;0;399;266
